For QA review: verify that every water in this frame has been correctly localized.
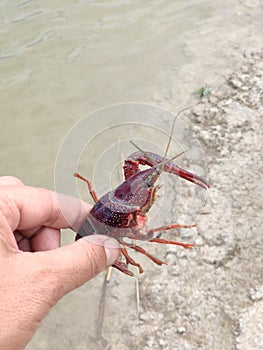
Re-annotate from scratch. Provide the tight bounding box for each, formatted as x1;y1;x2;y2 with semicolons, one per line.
0;0;213;187
0;1;245;349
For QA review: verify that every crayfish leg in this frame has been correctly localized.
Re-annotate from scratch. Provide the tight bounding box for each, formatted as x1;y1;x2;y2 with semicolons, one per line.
112;261;134;277
148;223;196;236
150;237;194;249
121;247;144;274
74;172;99;203
125;243;167;266
146;223;195;249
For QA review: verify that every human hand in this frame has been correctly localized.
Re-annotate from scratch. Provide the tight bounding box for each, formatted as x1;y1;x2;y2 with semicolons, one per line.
0;176;120;350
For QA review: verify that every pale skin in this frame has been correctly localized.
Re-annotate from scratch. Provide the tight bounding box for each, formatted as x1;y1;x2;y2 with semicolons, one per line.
0;176;120;350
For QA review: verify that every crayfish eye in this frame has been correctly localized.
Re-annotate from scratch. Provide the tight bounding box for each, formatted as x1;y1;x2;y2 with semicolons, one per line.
145;174;156;188
145;180;152;188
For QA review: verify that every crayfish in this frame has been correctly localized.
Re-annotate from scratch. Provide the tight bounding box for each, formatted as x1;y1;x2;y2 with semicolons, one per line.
75;117;209;276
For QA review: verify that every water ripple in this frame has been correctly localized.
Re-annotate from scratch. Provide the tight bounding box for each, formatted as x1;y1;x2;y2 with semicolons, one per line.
25;29;53;48
11;10;43;24
17;0;40;8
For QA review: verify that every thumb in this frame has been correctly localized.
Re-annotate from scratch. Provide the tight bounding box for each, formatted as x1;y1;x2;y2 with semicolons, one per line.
38;235;120;299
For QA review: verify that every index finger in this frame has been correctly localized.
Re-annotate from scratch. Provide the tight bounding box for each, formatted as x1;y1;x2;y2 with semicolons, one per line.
0;185;91;232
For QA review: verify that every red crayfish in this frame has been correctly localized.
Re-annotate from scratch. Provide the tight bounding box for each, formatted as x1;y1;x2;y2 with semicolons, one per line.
74;140;209;276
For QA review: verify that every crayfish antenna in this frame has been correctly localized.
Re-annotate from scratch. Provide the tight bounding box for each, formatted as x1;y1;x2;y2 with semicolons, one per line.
130;140;158;166
169;149;188;162
129;105;209;189
161;105;194;174
130;121;190;174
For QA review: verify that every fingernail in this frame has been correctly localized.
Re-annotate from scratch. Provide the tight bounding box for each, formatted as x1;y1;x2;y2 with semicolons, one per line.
104;238;120;265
